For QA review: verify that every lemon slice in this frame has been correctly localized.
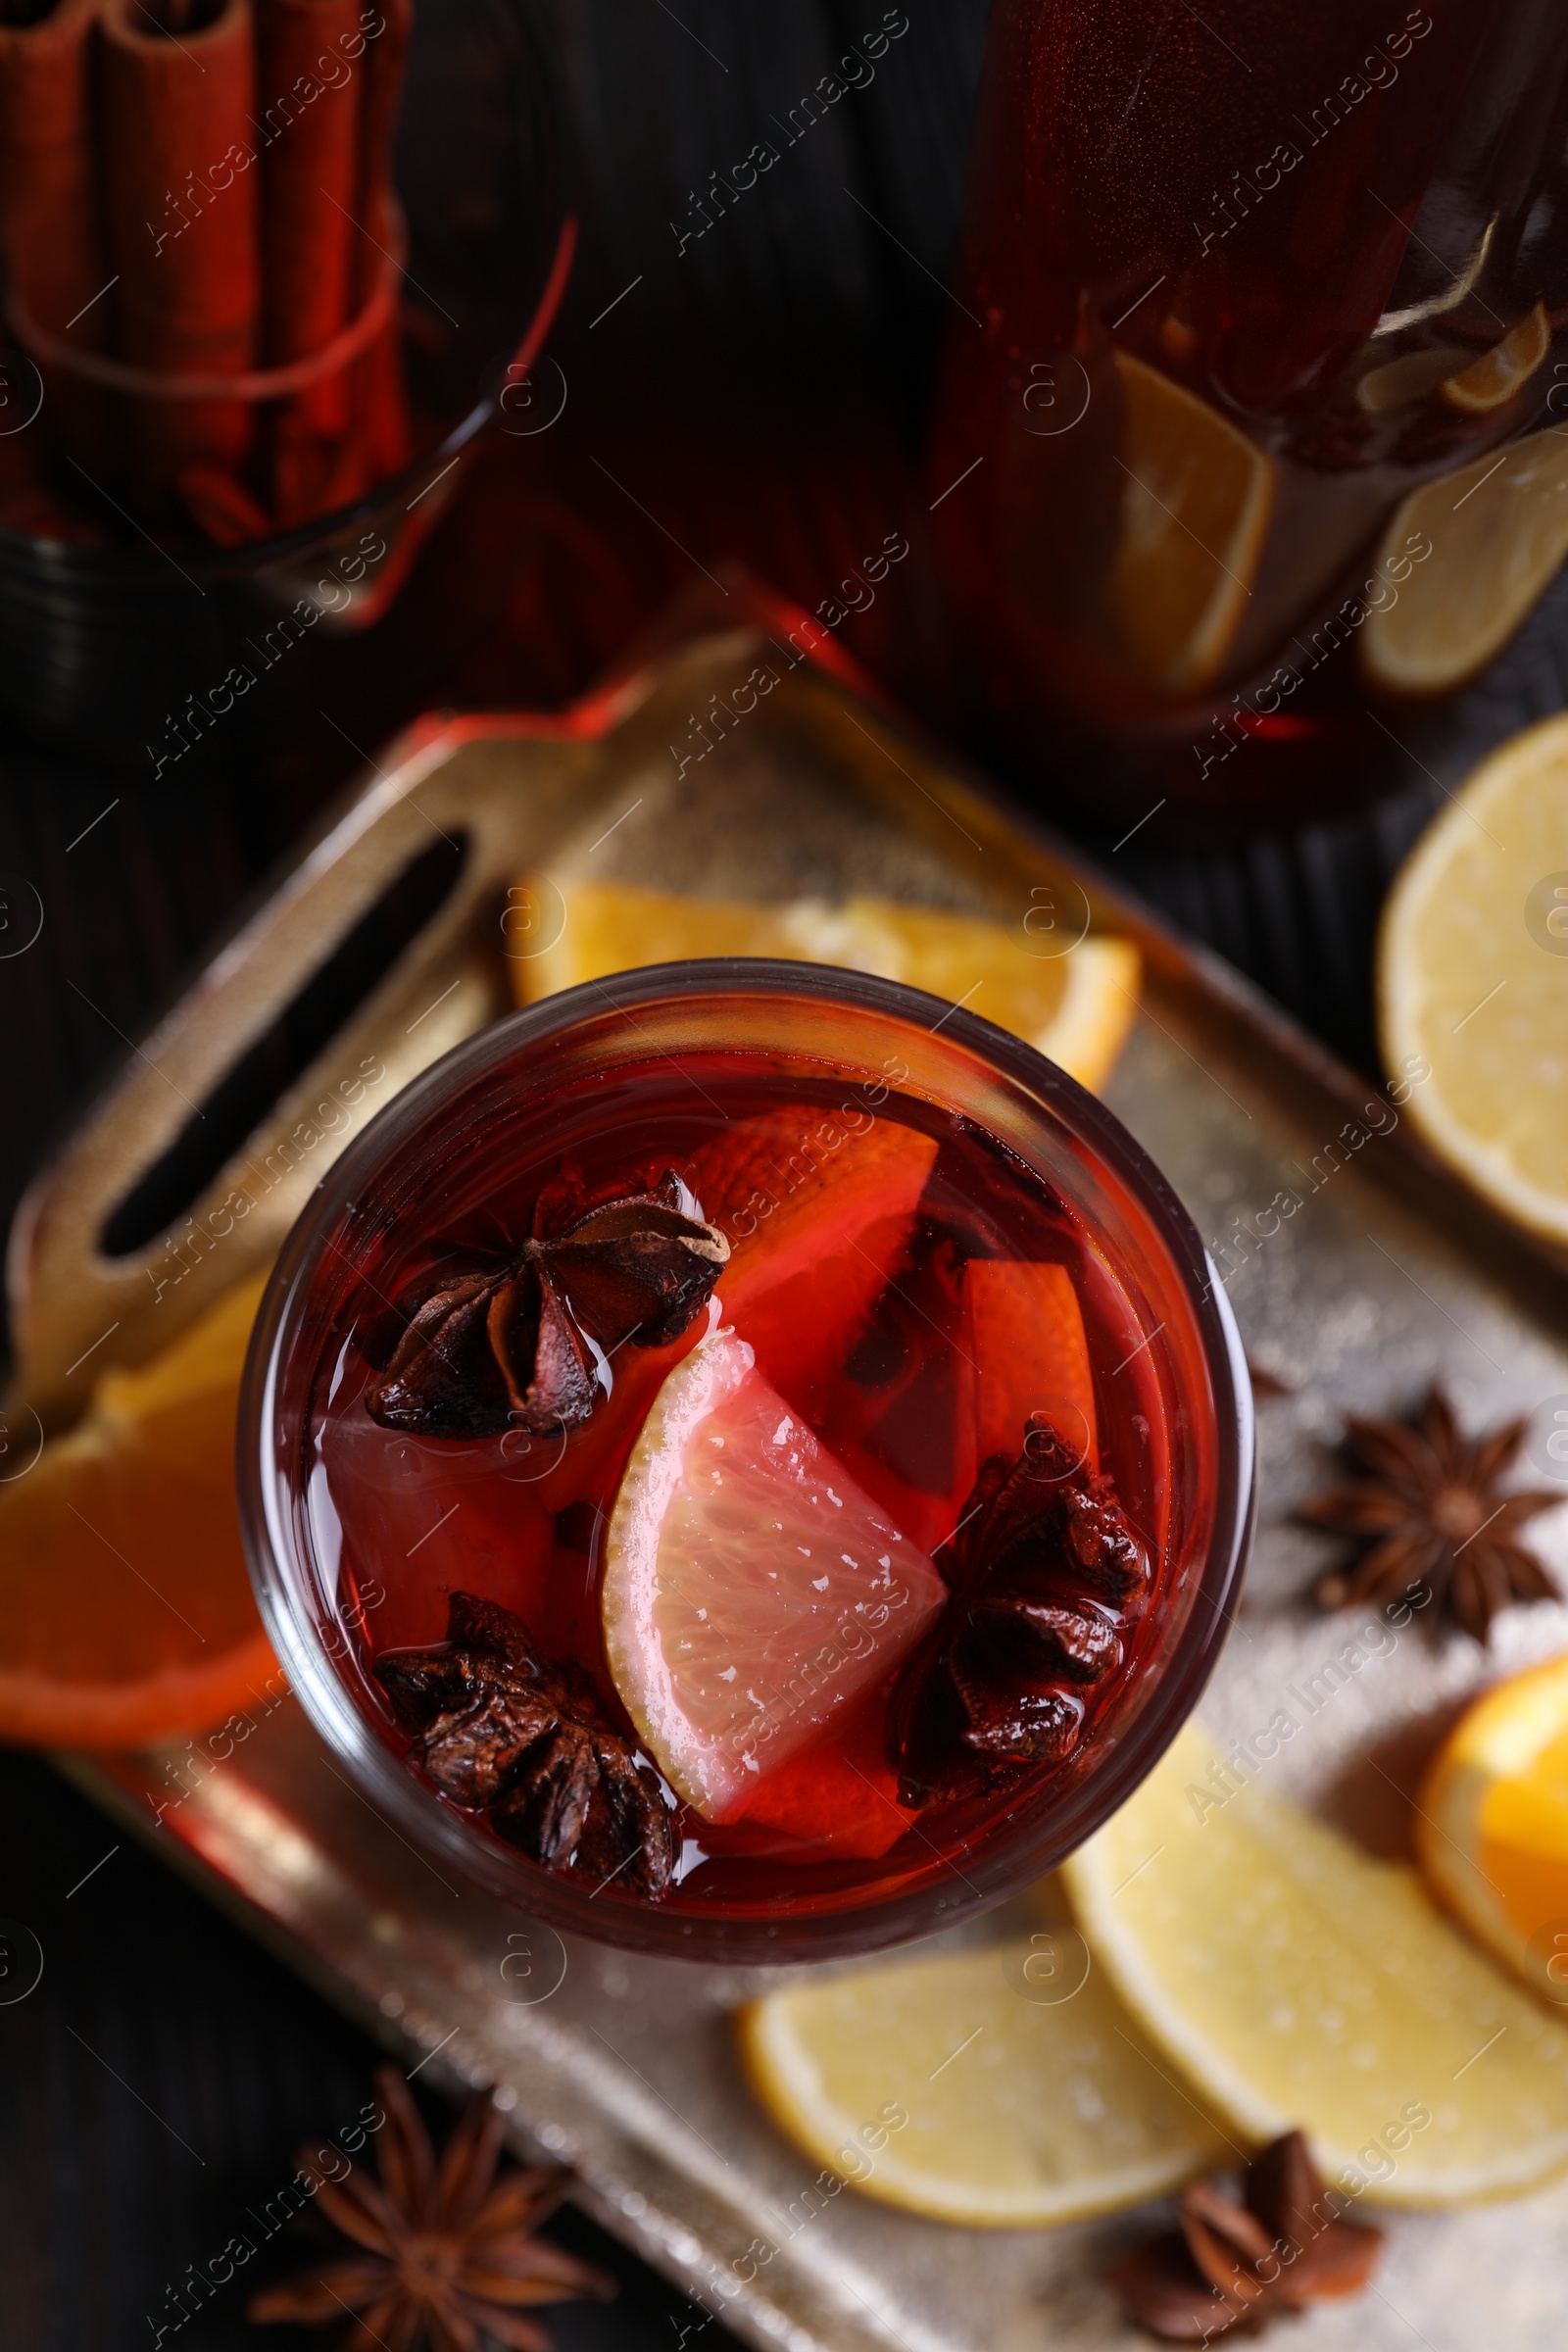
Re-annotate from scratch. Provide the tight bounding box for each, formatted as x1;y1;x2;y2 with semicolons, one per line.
1441;301;1550;415
602;1328;945;1819
1357;346;1471;416
1360;425;1568;697
1376;713;1568;1246
1418;1653;1568;2005
1063;1723;1568;2203
1107;352;1274;697
512;879;1141;1094
737;1938;1227;2226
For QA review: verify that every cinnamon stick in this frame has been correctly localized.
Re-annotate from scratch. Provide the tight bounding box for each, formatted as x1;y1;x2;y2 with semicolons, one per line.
345;0;412;497
99;0;261;499
256;0;364;518
0;0;111;465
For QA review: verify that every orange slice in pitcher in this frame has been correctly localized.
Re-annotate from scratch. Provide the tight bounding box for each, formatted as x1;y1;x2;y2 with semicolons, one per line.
1107;353;1274;697
1440;301;1550;414
602;1327;945;1819
0;1274;277;1748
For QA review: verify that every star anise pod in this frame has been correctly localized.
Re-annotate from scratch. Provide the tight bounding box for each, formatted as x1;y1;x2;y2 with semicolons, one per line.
374;1593;675;1898
1108;2131;1382;2340
248;2061;614;2351
1298;1385;1560;1642
886;1418;1152;1807
365;1168;729;1438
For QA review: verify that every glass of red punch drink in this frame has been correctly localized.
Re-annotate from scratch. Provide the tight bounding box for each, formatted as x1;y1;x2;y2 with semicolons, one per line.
240;963;1253;1962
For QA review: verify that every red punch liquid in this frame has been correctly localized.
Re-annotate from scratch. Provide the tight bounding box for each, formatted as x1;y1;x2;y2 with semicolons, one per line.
301;1054;1176;1921
931;0;1568;829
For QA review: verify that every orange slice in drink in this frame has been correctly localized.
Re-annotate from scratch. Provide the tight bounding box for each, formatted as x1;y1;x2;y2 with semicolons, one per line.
736;1685;915;1858
1441;301;1550;414
512;880;1141;1095
0;1273;277;1747
691;1106;938;1398
964;1259;1098;1472
1107;352;1274;697
1417;1652;1568;2004
1360;426;1568;698
602;1327;945;1819
530;1111;939;1514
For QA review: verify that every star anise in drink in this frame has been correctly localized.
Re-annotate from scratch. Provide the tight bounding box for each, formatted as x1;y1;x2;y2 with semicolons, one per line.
886;1419;1152;1807
1107;2131;1382;2339
374;1593;675;1897
1298;1385;1560;1642
364;1167;729;1438
249;2061;614;2350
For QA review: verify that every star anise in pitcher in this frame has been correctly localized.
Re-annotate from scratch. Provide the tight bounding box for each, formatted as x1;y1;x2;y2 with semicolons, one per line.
1298;1385;1560;1642
365;1167;729;1438
374;1593;675;1897
887;1419;1152;1806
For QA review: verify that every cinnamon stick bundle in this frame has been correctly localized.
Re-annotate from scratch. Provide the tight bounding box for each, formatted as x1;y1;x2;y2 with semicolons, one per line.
99;0;261;496
0;0;416;542
0;0;111;466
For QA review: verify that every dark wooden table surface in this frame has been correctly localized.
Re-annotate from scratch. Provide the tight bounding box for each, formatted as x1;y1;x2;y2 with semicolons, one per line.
5;4;1568;2346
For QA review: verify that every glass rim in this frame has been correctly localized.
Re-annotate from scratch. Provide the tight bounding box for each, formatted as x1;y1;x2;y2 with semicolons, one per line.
238;957;1255;1964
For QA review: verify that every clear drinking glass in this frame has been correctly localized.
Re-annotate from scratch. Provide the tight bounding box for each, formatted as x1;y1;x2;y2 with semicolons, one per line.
239;964;1253;1962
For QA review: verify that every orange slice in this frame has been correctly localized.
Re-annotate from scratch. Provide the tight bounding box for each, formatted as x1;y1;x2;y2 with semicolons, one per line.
512;880;1142;1095
1441;302;1550;414
736;1685;915;1858
0;1273;277;1748
964;1259;1098;1471
602;1327;945;1819
1417;1653;1568;2004
691;1107;937;1395
1107;352;1274;697
523;1111;939;1516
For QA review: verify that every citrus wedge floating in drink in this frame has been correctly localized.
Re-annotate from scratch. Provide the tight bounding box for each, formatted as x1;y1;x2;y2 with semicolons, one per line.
738;1936;1228;2226
1063;1723;1568;2203
603;1327;945;1819
1360;424;1568;697
1108;352;1274;698
1417;1653;1568;2006
694;1107;937;1416
964;1258;1098;1472
1440;300;1550;415
0;1272;277;1747
1376;712;1568;1247
511;878;1141;1093
735;1683;916;1859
